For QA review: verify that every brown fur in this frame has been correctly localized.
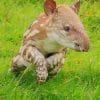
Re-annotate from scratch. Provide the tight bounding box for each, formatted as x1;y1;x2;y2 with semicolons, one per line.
11;0;90;84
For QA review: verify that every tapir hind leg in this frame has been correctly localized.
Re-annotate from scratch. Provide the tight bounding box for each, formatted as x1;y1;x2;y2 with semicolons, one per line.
21;46;48;83
11;54;30;74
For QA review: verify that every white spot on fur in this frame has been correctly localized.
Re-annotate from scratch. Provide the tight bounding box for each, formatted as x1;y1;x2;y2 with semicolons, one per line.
42;16;46;19
40;24;44;27
24;20;39;37
27;29;40;38
24;29;30;37
30;29;39;35
32;20;38;25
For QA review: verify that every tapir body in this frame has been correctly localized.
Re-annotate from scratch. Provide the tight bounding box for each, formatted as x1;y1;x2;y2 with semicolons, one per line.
11;0;89;84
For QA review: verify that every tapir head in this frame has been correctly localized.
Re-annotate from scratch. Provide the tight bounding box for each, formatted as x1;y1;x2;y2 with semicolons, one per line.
44;0;90;52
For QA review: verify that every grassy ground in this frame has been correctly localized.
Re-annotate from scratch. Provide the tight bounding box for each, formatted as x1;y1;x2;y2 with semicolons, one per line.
0;0;100;100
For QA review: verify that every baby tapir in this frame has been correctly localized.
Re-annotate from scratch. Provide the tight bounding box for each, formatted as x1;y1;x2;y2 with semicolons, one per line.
11;0;90;84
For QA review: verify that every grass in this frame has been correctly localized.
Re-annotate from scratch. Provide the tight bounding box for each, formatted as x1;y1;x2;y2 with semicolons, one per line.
0;0;100;100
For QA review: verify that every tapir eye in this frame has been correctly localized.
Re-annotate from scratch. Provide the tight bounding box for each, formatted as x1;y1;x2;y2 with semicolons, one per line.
64;25;70;32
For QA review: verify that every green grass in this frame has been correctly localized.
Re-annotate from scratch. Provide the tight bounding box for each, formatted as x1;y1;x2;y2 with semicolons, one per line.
0;0;100;100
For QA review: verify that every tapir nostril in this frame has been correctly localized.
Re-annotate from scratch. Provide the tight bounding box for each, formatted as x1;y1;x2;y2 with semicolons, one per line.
82;48;89;52
75;42;80;47
82;49;85;52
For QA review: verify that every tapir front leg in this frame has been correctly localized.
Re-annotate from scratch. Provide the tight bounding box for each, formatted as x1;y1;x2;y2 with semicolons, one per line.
11;46;48;83
21;46;48;83
46;52;66;76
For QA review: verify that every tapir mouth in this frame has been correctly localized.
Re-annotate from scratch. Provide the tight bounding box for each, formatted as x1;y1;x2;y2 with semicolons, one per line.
75;47;89;52
74;37;90;52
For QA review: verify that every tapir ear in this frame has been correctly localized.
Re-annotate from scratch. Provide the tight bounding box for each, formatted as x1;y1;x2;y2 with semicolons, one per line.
44;0;57;16
71;0;80;14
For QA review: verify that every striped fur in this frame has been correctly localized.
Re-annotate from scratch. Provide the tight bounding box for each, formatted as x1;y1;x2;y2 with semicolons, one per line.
11;0;89;84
